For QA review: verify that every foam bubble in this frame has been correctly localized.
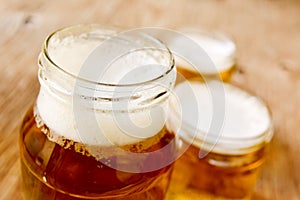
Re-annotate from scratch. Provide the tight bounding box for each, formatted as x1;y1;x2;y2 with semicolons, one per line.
169;81;272;154
37;31;173;147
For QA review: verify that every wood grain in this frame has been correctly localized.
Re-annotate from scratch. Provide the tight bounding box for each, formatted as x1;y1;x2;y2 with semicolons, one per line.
0;0;299;199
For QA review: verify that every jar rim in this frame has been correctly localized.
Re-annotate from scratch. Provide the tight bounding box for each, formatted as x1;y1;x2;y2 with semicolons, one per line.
168;81;274;155
42;24;175;87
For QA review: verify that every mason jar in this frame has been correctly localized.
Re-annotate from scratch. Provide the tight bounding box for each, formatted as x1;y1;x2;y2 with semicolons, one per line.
168;29;236;84
167;80;273;199
19;24;177;200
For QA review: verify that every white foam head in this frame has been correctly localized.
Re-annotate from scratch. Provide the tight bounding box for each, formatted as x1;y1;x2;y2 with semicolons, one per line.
37;25;175;147
168;81;273;155
169;30;236;74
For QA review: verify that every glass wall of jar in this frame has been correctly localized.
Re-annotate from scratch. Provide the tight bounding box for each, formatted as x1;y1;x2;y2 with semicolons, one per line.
19;24;177;200
167;80;273;199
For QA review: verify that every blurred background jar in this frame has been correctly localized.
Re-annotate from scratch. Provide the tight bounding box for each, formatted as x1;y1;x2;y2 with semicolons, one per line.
167;29;237;84
167;80;274;199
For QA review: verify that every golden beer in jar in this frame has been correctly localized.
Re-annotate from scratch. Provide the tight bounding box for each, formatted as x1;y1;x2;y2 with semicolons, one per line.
169;30;236;84
168;81;273;199
19;24;177;200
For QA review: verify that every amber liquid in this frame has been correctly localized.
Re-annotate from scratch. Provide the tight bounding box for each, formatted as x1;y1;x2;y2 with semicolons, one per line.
174;143;266;199
19;107;175;200
175;64;236;85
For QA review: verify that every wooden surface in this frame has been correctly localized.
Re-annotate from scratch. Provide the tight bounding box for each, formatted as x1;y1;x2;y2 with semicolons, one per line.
0;0;300;199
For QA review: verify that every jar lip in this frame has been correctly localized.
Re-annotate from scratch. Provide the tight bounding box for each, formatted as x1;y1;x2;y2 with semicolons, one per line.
169;81;274;154
42;24;175;87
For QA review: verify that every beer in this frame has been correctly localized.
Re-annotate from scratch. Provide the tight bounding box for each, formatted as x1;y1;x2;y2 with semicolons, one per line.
20;106;174;200
169;30;236;83
168;81;273;199
19;24;177;200
175;143;266;199
176;62;236;83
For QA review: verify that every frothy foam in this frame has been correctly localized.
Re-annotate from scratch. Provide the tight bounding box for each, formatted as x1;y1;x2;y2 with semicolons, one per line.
47;35;101;76
37;32;172;147
169;31;236;74
169;81;272;154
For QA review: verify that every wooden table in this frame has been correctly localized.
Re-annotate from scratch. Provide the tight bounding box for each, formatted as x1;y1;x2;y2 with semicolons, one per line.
0;0;299;199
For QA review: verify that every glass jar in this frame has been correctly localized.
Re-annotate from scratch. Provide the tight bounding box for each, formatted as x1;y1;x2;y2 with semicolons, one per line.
19;24;177;200
167;80;273;199
168;29;236;84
